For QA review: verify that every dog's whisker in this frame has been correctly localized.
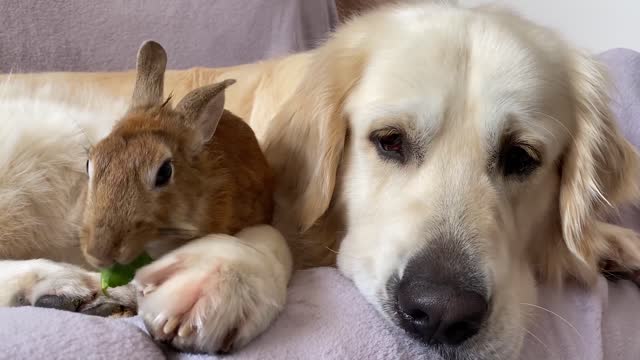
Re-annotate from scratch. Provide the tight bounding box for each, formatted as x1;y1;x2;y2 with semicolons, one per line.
600;267;627;281
519;302;586;346
527;110;576;142
520;325;553;358
324;246;364;260
615;259;636;272
525;121;559;142
601;257;636;274
325;246;339;254
485;342;502;360
157;227;199;241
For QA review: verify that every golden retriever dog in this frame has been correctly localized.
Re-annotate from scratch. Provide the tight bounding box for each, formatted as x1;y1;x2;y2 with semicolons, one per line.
1;2;639;359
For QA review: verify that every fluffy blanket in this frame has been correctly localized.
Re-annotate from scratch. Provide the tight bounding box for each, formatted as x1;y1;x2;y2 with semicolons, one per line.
1;267;639;360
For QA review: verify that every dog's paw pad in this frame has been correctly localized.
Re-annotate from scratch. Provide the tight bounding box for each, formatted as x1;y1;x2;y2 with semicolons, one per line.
79;301;131;317
34;294;84;311
30;278;136;317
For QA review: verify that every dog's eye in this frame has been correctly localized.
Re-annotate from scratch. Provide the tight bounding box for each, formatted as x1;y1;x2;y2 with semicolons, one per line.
372;131;405;162
501;144;540;178
155;160;173;187
379;133;402;152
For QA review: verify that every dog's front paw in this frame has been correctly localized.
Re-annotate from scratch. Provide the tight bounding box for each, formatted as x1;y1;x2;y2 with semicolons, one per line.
598;223;640;287
135;229;291;354
0;259;136;317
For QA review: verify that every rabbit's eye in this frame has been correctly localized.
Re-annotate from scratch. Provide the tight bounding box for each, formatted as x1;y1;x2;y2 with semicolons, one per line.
155;160;173;187
86;159;93;178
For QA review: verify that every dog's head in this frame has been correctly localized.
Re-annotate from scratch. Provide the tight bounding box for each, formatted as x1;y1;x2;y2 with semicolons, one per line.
264;3;640;359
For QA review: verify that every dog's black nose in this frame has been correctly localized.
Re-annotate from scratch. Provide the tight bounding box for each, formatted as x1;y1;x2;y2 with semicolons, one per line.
396;281;488;345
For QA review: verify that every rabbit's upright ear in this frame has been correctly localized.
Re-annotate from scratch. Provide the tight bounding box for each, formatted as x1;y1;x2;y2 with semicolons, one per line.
176;79;236;150
130;40;167;108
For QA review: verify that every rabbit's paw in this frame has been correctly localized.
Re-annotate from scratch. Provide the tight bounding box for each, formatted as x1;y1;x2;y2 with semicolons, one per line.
135;232;290;354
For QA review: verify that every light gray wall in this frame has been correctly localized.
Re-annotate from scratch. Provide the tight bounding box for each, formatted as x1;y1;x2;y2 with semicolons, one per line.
460;0;640;52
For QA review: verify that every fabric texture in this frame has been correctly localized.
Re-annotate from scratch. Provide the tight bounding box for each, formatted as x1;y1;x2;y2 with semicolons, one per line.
601;48;640;233
0;306;164;360
0;0;337;72
1;266;640;360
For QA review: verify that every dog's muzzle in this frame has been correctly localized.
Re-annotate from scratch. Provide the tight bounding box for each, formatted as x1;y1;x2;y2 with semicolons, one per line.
387;238;490;346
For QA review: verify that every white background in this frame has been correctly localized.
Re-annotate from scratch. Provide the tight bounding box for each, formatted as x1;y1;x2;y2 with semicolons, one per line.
459;0;640;52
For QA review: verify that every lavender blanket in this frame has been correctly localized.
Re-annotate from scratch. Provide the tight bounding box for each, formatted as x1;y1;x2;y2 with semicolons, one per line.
1;267;639;360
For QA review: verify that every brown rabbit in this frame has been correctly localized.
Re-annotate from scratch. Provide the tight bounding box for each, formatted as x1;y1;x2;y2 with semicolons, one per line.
81;40;273;269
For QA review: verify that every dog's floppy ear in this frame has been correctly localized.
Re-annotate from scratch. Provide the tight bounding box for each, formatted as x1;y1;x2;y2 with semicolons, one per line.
262;44;365;234
559;51;640;282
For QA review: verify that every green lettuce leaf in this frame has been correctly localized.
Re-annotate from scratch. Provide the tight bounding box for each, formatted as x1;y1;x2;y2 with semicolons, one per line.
100;252;153;295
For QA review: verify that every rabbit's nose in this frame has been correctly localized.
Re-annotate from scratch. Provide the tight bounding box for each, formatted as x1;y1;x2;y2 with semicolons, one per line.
83;230;119;268
84;240;116;268
85;252;115;268
116;245;143;266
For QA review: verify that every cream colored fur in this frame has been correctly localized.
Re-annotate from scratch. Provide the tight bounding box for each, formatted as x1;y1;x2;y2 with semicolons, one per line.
1;2;639;359
0;81;123;263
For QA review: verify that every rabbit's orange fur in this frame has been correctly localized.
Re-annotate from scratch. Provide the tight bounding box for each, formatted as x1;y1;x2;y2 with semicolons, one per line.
106;107;273;233
80;42;273;268
83;107;272;263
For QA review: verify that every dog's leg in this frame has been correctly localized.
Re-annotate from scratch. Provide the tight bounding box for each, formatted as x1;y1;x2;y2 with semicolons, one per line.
596;222;640;286
0;259;136;317
134;225;293;354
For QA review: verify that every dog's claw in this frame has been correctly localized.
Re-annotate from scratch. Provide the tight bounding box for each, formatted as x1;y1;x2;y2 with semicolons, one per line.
153;313;168;329
142;284;156;296
164;316;181;335
177;323;194;338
